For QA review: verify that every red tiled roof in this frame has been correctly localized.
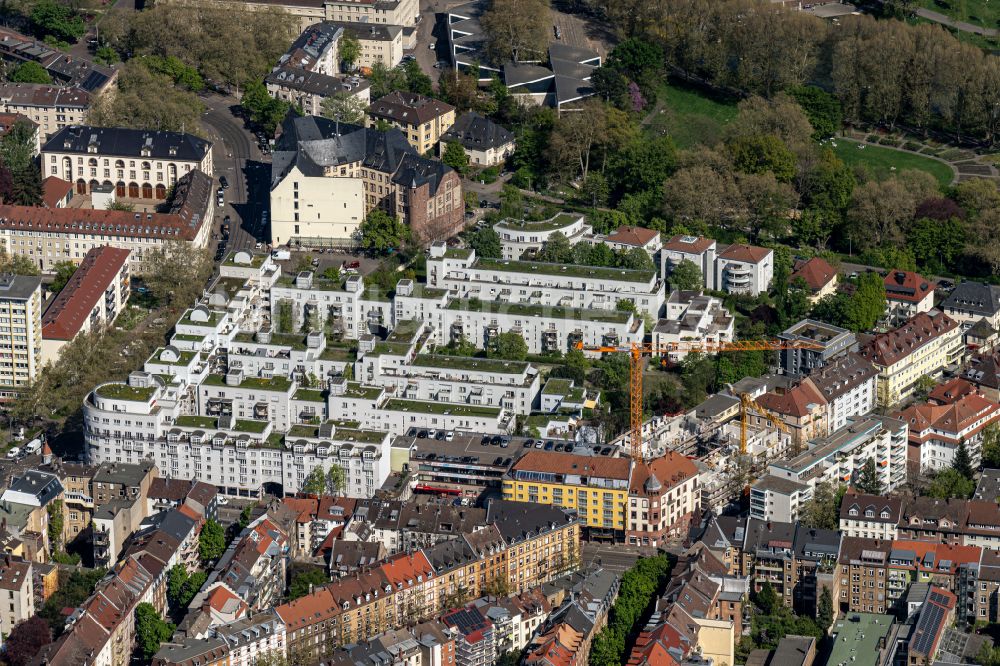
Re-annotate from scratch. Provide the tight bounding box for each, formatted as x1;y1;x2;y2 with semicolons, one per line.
511;450;631;480
860;311;959;367
630;452;698;495
42;246;129;341
719;243;771;263
884;270;935;303
41;176;72;209
894;393;1000;441
663;234;715;253
607;226;659;247
756;382;827;418
790;256;836;292
928;377;977;405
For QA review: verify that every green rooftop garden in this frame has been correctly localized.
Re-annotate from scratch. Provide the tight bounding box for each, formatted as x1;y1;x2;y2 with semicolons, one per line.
475;257;656;283
343;382;383;400
224;253;267;268
383;399;501;417
446;299;632;323
262;432;285;449
412;354;528;374
371;341;415;357
407;284;448;299
275;274;347;291
494;213;583;233
542;378;573;395
178;309;224;328
285;422;385;443
95;383;157;402
202;374;293;391
387;319;422;343
151;347;197;366
171;334;205;342
293;388;326;402
444;248;474;260
319;347;357;362
174;415;218;428
234;419;269;433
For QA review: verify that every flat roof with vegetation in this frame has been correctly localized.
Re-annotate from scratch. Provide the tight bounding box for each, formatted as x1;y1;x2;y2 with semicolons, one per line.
320;347;357;362
233;332;311;351
178;309;225;327
343;382;383;400
542;378;573;395
447;298;632;323
382;399;501;417
174;415;218;428
494;213;583;233
234;419;269;433
202;374;294;391
224;253;267;268
274;274;346;291
444;248;474;260
151;347;197;365
95;383;157;401
293;388;326;402
474;257;656;283
286;423;385;443
412;354;529;374
172;333;205;342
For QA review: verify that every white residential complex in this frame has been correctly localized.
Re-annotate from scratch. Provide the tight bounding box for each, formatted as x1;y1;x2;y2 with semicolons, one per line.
83;249;619;498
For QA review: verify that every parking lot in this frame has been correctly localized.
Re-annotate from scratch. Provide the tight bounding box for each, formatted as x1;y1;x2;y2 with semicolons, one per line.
271;248;382;278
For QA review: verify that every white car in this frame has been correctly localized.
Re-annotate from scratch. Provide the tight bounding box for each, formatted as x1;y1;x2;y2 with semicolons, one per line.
217;496;229;505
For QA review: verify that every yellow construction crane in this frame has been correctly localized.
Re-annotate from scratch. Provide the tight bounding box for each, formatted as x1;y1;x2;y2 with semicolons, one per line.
739;392;790;456
573;339;823;460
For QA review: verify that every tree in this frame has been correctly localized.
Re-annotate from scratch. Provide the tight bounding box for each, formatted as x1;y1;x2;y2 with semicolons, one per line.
480;0;551;64
800;481;843;530
167;564;189;608
670;259;703;291
239;79;290;135
953;440;974;480
0;118;42;206
89;61;205;133
289;568;329;600
9;61;52;84
726;134;796;182
136;603;175;660
549;101;606;181
442;141;470;174
591;67;629;108
817;587;834;632
537;231;573;263
753;582;781;615
357;209;408;256
856;458;883;495
339;32;361;70
468;227;502;258
402;60;433;96
31;0;85;43
787;85;842;140
927;468;975;499
982;424;1000;469
580;172;609;209
368;60;408;99
302;466;326;495
5;617;52;666
488;331;528;361
141;55;204;92
321;92;367;125
143;241;212;308
912;375;937;402
617;247;654;271
46;499;63;551
0;250;40;276
48;261;77;294
199;519;226;562
326;465;346;495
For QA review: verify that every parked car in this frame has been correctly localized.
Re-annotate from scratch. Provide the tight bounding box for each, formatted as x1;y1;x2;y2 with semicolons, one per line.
219;176;229;189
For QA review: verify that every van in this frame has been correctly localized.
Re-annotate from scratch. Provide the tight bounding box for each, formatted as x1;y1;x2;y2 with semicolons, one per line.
24;439;41;454
7;447;20;459
272;249;291;260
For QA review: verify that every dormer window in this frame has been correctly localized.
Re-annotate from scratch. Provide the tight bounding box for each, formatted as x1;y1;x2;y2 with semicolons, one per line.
865;509;874;518
849;508;858;516
881;511;890;519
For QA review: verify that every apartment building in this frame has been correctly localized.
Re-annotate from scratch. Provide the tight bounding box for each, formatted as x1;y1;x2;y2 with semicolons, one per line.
895;390;1000;474
777;318;857;377
754;381;829;449
884;270;936;324
0;84;90;139
749;475;811;523
41;246;130;363
503;451;630;541
269;271;392;340
0;169;214;271
493;213;591;261
266;68;371;116
712;244;773;296
661;234;716;287
426;243;665;319
270;115;463;247
0;275;42;399
790;256;837;303
626;452;700;547
652;291;734;359
839;493;902;540
369;91;456;154
42;126;213;198
859;311;963;407
333;22;405;68
802;352;878;433
940;281;1000;329
766;415;908;494
0;556;33;640
440;111;515;167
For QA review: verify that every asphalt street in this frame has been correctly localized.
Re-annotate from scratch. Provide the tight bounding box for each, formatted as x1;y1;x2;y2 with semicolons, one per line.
200;95;270;255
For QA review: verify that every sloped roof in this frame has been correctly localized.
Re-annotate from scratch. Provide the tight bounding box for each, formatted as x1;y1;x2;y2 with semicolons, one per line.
718;243;771;263
790;256;836;292
884;270;935;303
42;246;130;341
859;311;958;367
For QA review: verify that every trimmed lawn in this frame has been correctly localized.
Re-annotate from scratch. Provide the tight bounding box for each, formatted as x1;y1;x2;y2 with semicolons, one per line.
831;139;955;189
646;81;738;149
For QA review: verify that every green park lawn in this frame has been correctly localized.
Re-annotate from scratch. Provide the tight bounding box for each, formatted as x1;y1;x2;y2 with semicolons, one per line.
830;139;955;189
645;81;738;149
913;0;1000;32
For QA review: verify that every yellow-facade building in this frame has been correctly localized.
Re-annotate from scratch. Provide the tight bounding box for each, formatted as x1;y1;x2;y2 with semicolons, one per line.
859;311;962;407
503;450;631;540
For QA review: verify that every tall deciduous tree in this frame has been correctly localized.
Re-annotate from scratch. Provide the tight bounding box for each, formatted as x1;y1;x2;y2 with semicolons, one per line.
338;32;361;70
480;0;551;64
135;603;175;660
442;142;470;174
670;259;703;291
10;61;52;84
817;587;834;632
321;92;367;125
357;210;409;255
5;617;52;666
89;61;205;133
488;331;528;361
198;519;226;562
